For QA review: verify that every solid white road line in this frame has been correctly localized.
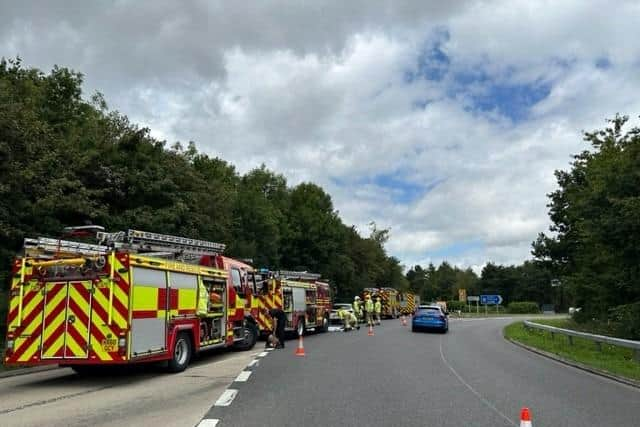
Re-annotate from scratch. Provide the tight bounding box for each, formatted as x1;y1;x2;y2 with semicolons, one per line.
257;351;268;357
235;371;252;382
197;419;220;427
215;389;238;407
439;337;517;426
265;347;274;351
247;359;259;367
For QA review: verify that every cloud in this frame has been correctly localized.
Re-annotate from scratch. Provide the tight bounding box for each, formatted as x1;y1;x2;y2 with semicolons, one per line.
2;0;640;272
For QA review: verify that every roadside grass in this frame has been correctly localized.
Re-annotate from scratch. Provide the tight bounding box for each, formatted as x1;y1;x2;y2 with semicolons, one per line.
504;321;640;381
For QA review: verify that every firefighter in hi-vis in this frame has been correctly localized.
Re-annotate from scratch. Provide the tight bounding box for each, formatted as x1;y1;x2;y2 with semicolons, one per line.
365;294;375;327
374;297;382;325
353;296;362;323
338;307;359;332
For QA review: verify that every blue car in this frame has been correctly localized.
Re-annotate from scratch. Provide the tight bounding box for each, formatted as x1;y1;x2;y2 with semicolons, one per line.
412;306;448;333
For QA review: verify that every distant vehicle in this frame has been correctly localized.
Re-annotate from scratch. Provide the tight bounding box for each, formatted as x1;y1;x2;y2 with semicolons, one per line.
254;270;332;336
399;292;420;315
417;303;449;315
412;305;449;333
362;287;400;318
329;303;353;325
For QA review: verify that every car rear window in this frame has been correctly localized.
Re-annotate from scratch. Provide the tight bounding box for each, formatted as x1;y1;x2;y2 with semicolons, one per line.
417;308;441;316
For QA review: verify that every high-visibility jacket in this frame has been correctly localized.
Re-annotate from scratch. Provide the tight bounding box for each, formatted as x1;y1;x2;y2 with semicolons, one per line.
353;300;362;313
197;281;208;316
365;299;374;312
374;301;382;313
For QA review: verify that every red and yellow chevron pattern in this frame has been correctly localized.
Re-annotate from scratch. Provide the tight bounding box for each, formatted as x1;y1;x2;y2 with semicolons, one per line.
5;252;131;365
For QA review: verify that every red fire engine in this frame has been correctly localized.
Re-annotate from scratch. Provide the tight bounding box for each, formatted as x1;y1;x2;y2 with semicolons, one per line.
254;270;332;336
4;228;258;373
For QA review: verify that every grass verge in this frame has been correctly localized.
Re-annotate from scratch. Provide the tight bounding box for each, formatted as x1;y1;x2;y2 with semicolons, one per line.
504;321;640;382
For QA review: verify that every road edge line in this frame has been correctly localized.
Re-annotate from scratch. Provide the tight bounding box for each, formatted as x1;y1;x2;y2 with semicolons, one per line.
505;337;640;390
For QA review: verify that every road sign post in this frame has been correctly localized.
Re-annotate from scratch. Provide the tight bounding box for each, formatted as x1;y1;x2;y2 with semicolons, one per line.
467;296;480;314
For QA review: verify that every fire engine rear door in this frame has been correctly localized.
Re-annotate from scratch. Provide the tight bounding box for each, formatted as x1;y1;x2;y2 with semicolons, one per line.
41;281;92;359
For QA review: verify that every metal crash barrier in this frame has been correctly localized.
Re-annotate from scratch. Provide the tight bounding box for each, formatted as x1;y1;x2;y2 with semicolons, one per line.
523;320;640;361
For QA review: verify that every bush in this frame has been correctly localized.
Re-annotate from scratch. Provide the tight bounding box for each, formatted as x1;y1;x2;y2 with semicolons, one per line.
507;301;540;314
446;301;467;312
608;302;640;340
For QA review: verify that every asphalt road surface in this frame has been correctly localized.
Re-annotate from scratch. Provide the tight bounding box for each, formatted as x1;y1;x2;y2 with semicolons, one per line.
204;317;640;427
1;318;639;427
0;348;260;427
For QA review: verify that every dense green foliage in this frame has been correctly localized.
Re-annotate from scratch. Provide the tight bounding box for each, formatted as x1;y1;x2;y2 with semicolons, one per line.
0;59;407;299
507;302;540;314
405;260;553;306
533;115;640;324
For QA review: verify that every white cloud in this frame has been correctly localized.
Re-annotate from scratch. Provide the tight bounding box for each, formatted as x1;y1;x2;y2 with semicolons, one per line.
2;0;639;271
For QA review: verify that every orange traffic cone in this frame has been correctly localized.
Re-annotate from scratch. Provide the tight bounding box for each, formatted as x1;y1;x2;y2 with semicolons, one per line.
295;333;306;357
520;407;532;427
401;315;407;326
368;324;374;336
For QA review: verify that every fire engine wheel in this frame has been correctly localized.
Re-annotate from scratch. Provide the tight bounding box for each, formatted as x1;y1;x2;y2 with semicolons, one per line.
168;332;192;373
234;321;257;351
320;316;329;333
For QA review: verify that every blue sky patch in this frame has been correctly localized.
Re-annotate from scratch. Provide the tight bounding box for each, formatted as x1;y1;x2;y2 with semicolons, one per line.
427;240;484;258
404;28;451;83
331;173;445;204
595;57;611;70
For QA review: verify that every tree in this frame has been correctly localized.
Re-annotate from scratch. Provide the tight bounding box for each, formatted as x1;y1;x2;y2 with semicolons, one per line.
533;115;640;314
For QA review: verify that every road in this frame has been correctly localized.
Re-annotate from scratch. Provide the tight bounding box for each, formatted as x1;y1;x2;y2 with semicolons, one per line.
0;348;260;427
204;317;640;427
1;318;638;427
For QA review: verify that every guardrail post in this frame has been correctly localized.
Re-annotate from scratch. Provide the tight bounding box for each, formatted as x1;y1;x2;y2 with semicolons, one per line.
635;349;640;362
568;335;573;346
550;331;554;340
595;341;602;352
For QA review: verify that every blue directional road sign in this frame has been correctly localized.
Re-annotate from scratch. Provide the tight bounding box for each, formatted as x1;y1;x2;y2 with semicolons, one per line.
480;294;503;305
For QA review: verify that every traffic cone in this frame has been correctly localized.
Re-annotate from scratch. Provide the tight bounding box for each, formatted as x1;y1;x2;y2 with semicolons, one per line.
520;407;532;427
368;324;374;336
295;333;306;357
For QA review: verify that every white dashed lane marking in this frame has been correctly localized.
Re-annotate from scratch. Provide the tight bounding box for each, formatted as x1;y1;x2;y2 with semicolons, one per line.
256;351;268;357
214;389;238;407
234;371;252;382
197;419;219;427
247;359;258;367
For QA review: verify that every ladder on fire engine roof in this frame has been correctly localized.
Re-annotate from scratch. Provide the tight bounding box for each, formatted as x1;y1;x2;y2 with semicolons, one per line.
23;237;110;258
96;229;226;260
277;270;322;281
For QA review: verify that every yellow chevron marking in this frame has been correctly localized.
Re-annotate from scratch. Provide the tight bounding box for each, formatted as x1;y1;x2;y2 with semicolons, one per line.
66;284;90;357
93;285;127;328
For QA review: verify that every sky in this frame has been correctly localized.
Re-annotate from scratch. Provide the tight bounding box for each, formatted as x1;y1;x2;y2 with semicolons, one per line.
2;0;639;272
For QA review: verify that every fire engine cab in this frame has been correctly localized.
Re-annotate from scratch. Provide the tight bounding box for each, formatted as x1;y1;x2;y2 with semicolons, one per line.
4;227;258;373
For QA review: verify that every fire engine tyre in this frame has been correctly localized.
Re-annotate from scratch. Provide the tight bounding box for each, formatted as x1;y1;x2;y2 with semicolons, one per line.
234;321;258;351
320;316;329;333
168;332;192;373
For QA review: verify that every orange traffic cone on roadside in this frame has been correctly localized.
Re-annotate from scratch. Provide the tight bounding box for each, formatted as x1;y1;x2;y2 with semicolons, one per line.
520;407;532;427
401;315;407;326
295;333;306;357
368;324;374;336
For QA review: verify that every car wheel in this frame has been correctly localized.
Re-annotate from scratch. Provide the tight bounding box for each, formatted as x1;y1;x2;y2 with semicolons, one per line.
411;325;416;332
168;332;192;373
